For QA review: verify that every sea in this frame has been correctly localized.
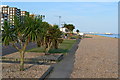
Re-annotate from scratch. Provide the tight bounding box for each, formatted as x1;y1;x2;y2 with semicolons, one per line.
91;34;120;38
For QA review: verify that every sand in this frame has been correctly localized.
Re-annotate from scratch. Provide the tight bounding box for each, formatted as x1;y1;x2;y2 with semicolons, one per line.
71;34;118;78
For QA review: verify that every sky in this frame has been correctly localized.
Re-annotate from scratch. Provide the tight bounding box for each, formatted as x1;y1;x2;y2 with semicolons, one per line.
1;2;118;33
1;0;119;2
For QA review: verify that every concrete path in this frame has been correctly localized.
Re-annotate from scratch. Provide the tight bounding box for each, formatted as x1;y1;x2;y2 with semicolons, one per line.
48;39;80;78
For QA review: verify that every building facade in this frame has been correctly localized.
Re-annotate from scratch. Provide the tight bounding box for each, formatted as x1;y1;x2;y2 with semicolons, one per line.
0;5;9;30
60;27;69;33
0;5;31;30
21;11;29;16
9;7;21;25
21;11;29;23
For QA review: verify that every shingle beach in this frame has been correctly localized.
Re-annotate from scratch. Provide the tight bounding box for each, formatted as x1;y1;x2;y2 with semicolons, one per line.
71;34;118;78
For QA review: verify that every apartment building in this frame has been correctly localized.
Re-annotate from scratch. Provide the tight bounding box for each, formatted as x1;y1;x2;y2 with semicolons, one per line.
9;7;21;25
0;5;9;29
0;5;21;29
21;11;29;23
0;5;34;30
21;11;29;16
29;14;35;18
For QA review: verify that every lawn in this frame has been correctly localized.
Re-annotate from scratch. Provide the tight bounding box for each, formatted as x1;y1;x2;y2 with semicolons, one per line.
83;36;92;38
27;39;76;54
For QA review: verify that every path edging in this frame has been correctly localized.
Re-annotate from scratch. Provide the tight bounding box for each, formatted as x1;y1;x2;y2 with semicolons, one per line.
40;66;54;80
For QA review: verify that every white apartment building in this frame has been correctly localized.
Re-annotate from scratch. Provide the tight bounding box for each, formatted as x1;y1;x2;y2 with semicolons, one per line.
0;5;21;30
0;5;9;30
60;27;70;33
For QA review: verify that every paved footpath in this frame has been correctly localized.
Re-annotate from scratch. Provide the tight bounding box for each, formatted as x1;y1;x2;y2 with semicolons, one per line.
48;39;80;78
71;35;118;78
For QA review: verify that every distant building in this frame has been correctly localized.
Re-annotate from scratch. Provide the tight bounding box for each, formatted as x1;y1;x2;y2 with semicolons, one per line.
0;5;9;30
60;27;69;33
0;5;33;31
0;5;21;29
21;11;29;23
29;14;35;18
104;33;113;35
9;7;21;25
79;32;84;36
21;11;29;16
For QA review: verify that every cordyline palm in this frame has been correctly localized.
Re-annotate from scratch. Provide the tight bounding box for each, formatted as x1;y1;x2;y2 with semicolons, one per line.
2;21;15;46
50;25;62;49
2;15;43;71
36;21;50;47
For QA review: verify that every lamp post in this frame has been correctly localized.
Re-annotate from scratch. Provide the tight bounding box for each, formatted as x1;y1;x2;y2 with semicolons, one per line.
58;16;61;27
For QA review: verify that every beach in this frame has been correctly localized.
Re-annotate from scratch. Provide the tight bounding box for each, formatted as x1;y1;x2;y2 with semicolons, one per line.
71;34;118;78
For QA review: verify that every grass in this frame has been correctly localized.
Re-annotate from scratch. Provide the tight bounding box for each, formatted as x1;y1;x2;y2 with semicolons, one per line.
27;47;45;53
70;35;80;39
27;39;76;54
83;36;92;38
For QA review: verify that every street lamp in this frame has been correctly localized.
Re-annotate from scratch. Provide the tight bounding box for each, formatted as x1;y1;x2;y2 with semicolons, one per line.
54;15;62;27
58;16;61;27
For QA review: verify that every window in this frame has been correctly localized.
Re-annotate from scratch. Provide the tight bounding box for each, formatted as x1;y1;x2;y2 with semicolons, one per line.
4;14;7;16
1;18;3;20
10;16;12;18
10;8;12;10
4;8;8;10
10;14;12;15
10;11;12;13
5;11;7;13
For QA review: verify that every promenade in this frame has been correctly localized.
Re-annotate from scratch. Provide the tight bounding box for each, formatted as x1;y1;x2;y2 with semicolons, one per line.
71;35;118;78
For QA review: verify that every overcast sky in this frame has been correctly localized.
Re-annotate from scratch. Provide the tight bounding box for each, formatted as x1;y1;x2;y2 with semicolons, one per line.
2;2;118;33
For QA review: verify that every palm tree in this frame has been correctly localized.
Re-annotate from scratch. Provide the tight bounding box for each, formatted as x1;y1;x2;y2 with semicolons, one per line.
51;25;62;49
2;21;15;46
44;25;63;54
36;21;50;47
2;15;44;71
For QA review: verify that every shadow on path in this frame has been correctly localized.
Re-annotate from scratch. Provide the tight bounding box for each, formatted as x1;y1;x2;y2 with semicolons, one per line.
2;42;37;56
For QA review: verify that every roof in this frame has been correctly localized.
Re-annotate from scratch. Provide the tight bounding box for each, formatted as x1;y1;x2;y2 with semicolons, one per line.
1;5;8;7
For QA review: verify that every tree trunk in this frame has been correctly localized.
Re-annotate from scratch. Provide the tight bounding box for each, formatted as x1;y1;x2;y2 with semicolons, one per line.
37;41;41;47
19;38;28;71
20;51;25;71
45;42;52;54
54;40;58;49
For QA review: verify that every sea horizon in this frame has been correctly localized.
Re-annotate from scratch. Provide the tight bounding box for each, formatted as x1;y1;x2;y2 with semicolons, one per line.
91;34;119;38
